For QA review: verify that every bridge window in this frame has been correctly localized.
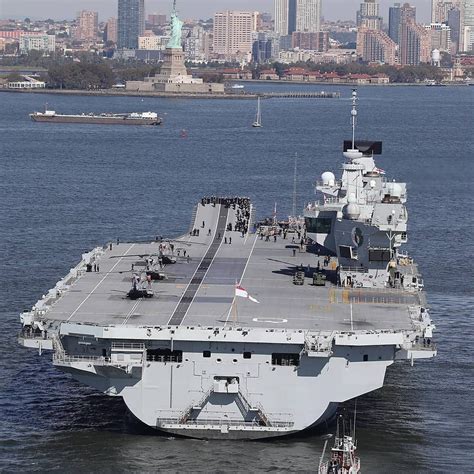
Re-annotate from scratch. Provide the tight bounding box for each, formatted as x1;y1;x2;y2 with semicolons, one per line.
147;348;182;363
363;354;369;361
305;217;332;234
203;350;211;358
272;353;300;366
339;245;356;259
243;351;252;359
369;249;391;262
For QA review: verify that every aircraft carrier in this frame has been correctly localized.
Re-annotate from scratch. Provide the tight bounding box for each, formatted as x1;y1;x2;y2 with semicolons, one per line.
19;91;436;439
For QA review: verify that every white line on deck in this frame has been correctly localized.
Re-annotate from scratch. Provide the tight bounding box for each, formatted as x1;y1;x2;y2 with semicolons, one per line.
224;233;258;327
66;243;135;322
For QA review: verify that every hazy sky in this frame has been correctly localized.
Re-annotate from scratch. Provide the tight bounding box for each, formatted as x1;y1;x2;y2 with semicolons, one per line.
0;0;431;23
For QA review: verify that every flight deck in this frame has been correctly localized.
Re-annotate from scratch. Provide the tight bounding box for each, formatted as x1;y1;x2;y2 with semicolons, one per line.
42;198;421;333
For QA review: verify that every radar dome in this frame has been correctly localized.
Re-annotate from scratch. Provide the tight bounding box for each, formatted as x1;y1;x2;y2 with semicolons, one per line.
344;203;360;220
387;182;402;198
321;171;335;186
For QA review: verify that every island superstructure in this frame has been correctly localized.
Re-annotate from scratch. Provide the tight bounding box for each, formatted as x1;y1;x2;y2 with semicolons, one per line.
19;91;436;439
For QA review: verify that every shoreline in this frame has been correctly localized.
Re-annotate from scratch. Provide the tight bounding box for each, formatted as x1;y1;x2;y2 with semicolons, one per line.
231;78;469;87
0;88;259;100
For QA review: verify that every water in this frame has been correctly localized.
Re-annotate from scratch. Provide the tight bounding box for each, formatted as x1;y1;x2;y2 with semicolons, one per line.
1;84;473;472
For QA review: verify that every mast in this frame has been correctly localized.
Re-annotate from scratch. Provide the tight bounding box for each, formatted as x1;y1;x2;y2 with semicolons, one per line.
351;89;358;150
292;152;298;217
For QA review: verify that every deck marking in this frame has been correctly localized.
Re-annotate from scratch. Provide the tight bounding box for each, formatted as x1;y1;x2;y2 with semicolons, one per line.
168;205;229;326
122;299;142;326
224;233;258;326
67;243;135;322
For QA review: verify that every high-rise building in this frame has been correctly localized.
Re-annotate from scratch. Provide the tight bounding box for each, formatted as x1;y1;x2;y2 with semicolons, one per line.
431;0;462;23
252;32;275;62
399;19;431;65
425;22;452;51
447;7;461;52
117;0;145;49
357;27;398;64
148;14;167;26
274;0;297;36
358;0;383;30
213;11;255;57
77;11;98;41
292;31;328;50
400;2;417;24
462;0;474;51
105;17;118;44
389;3;401;43
296;0;322;33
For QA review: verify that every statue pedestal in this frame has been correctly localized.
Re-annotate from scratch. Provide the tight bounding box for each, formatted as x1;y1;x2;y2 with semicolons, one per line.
159;47;188;78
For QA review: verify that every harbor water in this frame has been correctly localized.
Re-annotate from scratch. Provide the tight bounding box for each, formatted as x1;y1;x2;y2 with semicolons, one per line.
0;84;473;472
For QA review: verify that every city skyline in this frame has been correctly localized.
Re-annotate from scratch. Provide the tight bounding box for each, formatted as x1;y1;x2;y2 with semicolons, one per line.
0;0;432;22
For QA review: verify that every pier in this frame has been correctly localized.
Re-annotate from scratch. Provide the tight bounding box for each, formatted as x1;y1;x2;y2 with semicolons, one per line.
260;91;340;99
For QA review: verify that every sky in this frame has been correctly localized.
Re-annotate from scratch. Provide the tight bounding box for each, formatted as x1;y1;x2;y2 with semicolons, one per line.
0;0;431;23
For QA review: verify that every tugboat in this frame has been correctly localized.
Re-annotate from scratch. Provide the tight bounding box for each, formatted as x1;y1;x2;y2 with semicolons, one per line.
318;414;361;474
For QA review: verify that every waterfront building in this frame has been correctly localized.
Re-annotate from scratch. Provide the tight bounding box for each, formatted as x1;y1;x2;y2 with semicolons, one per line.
292;31;329;51
389;3;401;43
399;19;431;65
212;11;256;59
76;10;98;41
274;0;297;36
357;27;398;64
118;0;145;50
296;0;322;33
8;75;45;89
19;34;56;54
358;0;383;30
105;17;118;43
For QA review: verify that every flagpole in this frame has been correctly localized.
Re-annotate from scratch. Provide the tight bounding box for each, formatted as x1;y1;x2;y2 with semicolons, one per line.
233;294;238;326
233;280;239;325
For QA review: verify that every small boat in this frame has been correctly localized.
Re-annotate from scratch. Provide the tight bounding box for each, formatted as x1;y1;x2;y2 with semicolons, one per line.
231;84;245;89
425;80;446;87
318;414;361;474
252;96;262;128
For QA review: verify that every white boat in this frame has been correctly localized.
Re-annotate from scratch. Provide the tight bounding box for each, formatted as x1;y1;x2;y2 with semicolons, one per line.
252;96;262;128
231;84;245;89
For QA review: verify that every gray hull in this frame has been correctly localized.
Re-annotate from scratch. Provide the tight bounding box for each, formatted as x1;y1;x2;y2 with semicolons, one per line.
30;115;161;126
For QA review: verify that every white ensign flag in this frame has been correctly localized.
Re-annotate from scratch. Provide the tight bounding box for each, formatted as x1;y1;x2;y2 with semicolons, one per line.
235;284;259;303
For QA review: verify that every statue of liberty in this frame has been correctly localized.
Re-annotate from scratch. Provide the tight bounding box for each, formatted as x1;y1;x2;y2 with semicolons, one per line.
167;0;183;49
